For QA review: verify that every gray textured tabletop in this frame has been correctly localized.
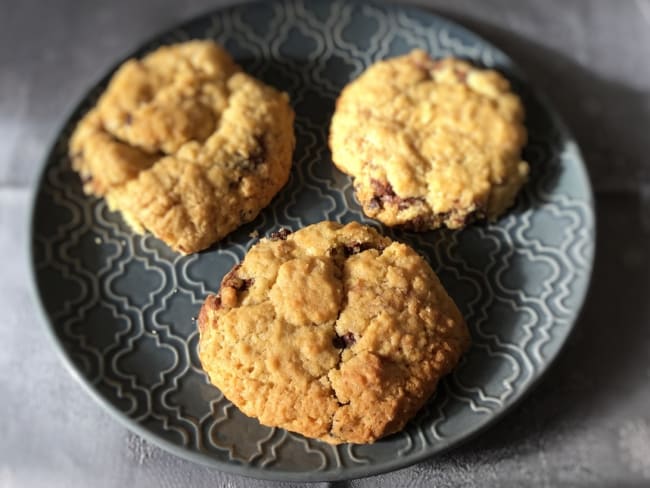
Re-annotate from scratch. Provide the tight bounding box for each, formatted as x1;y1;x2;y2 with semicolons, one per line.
2;0;650;486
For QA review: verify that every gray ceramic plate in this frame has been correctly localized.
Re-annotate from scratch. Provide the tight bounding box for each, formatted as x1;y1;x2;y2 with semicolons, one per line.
30;0;595;482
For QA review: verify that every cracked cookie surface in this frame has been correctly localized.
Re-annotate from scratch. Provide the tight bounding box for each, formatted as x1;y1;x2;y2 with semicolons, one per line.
329;49;529;230
197;221;470;444
69;40;295;254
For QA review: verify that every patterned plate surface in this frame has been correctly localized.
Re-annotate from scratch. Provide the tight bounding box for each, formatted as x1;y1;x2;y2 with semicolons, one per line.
30;0;595;482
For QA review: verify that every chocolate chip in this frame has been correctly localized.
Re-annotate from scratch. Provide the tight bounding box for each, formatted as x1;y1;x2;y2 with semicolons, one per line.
368;197;381;210
221;264;255;292
251;134;267;166
125;113;133;126
222;264;241;287
227;277;254;291
404;203;489;231
368;179;423;211
458;208;485;226
269;228;291;241
342;332;356;346
368;179;397;210
236;134;267;170
371;179;396;199
400;197;424;210
403;214;434;231
343;241;375;256
333;332;356;349
80;174;93;184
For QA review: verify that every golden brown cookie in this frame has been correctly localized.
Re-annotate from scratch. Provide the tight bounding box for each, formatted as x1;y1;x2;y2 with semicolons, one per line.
329;50;529;230
69;41;295;254
198;221;470;444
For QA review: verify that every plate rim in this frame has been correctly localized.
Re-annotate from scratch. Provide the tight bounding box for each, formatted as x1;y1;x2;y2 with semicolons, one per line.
27;0;597;481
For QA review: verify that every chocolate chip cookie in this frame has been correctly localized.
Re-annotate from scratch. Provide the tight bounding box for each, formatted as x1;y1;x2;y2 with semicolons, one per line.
198;221;470;444
69;40;295;254
329;49;529;230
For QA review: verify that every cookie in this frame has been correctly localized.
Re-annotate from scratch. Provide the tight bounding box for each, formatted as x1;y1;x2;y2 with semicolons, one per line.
198;221;470;444
329;49;529;230
69;41;295;254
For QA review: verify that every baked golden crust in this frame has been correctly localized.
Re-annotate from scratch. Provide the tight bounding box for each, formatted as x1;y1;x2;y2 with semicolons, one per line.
69;41;295;254
198;221;470;444
329;50;528;230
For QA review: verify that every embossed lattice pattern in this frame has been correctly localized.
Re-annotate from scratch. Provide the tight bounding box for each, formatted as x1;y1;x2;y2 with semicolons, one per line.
31;0;594;481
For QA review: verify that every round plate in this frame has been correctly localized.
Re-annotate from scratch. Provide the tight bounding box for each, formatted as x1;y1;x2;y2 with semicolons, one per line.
30;0;595;482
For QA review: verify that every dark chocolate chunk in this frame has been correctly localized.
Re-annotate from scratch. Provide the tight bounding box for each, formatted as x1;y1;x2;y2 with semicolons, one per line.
269;228;291;241
222;265;240;286
332;332;356;349
370;179;397;202
250;134;267;166
222;264;255;291
367;197;381;210
368;179;424;211
236;134;267;170
343;241;376;256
